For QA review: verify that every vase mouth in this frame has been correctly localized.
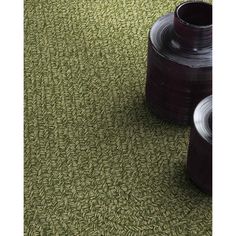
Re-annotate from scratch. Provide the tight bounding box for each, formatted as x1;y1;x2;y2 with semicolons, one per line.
175;1;212;28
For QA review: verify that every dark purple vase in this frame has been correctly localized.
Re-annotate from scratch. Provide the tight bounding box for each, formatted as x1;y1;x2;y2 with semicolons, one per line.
145;1;212;125
187;95;212;194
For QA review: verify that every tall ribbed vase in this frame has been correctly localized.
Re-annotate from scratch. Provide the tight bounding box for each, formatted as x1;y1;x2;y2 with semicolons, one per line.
145;1;212;125
187;95;212;194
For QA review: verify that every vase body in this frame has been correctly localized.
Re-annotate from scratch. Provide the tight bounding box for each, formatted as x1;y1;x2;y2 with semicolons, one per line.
187;95;212;194
145;1;212;125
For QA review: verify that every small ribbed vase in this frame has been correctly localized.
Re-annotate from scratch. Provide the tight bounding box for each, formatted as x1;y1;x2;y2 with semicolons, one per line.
145;1;212;125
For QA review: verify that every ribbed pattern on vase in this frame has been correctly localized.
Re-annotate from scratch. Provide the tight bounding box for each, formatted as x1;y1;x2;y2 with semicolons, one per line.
25;0;212;235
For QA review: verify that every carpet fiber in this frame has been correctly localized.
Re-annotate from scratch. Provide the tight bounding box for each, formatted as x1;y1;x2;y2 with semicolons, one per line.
24;0;212;235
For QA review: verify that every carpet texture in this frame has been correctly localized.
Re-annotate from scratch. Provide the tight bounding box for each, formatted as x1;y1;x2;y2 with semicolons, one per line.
24;0;212;235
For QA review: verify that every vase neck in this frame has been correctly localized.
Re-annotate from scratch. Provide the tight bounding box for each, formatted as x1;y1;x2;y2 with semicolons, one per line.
173;2;212;49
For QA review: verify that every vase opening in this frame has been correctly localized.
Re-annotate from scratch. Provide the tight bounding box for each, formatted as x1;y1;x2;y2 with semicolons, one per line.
176;2;212;27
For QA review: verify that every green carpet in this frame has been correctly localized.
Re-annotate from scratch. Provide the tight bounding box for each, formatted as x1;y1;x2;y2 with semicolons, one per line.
24;0;212;235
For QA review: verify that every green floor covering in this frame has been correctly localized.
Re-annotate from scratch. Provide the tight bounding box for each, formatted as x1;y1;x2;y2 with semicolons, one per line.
24;0;212;235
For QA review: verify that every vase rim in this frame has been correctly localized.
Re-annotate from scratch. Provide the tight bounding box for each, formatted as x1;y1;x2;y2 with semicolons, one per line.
193;95;212;144
175;1;212;29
